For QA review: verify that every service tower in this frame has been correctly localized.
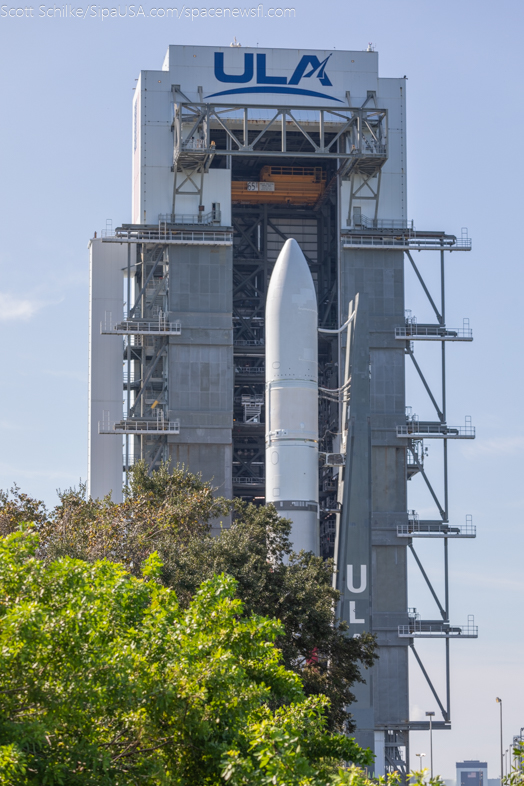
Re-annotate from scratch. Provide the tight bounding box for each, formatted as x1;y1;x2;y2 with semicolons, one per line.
88;44;477;773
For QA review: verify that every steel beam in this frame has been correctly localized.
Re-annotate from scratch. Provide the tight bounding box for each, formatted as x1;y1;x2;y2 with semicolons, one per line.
410;643;449;721
409;543;446;620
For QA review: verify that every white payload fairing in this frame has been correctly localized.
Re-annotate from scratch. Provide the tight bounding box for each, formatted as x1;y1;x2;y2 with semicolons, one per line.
265;238;319;555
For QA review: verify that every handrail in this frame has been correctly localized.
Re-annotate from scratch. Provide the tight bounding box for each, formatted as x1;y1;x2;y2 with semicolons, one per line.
397;522;476;537
395;325;473;339
349;144;387;157
397;423;475;438
158;211;218;225
102;229;233;245
355;216;414;230
115;420;179;432
99;418;180;434
342;235;472;250
398;621;478;638
180;138;207;150
115;320;181;334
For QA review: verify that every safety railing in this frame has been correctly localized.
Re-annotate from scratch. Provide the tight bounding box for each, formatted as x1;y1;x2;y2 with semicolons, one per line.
397;520;476;538
157;230;231;244
342;235;472;250
395;325;473;340
355;216;414;230
99;417;180;435
158;211;219;226
179;138;208;150
102;229;232;245
399;616;478;638
232;476;265;486
397;420;475;439
235;366;265;374
349;144;387;157
102;318;181;336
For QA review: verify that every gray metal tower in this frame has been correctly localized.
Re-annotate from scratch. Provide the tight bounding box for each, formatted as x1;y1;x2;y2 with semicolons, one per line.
87;45;477;773
335;228;477;773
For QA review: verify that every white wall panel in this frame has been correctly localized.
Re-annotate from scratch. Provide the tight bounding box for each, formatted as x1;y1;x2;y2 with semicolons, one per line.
143;166;172;223
87;238;127;502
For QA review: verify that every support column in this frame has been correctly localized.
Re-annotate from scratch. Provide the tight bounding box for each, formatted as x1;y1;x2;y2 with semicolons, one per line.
336;247;409;773
88;238;128;502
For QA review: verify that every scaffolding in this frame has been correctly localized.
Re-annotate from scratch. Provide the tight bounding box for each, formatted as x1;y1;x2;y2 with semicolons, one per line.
394;235;478;733
97;217;235;477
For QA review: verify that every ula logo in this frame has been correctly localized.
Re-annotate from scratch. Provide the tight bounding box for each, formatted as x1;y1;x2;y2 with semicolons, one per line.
205;52;342;102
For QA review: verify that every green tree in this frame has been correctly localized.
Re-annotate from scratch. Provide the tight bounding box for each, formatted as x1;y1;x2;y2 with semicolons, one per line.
0;528;371;785
164;500;376;732
0;463;377;733
0;484;47;538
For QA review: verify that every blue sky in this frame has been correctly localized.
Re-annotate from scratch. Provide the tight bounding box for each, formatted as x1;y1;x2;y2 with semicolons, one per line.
0;0;522;776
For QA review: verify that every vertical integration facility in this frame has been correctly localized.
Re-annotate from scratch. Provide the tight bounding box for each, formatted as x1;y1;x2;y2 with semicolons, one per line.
88;44;477;774
456;761;488;786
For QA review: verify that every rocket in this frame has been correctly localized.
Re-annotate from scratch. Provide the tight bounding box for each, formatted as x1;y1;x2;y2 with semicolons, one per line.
265;238;319;555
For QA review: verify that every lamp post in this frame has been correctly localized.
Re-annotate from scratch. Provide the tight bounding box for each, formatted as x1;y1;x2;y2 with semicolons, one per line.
416;753;426;775
426;711;435;778
496;698;503;784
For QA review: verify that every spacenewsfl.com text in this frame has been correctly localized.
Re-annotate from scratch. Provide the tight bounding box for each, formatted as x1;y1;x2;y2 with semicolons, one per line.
1;3;296;18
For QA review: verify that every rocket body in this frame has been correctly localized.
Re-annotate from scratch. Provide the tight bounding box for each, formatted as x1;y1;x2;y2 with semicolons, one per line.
265;238;319;555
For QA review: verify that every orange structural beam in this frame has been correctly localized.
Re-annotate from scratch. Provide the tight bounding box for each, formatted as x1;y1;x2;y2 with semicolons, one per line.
232;166;326;205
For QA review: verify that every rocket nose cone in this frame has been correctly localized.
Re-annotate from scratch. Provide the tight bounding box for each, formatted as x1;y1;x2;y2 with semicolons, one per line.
283;237;300;253
270;237;314;294
279;237;306;268
266;236;318;382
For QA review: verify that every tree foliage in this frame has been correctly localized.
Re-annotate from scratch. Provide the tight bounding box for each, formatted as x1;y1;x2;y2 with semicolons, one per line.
504;741;524;786
0;485;47;539
0;529;372;785
164;500;377;732
0;463;377;733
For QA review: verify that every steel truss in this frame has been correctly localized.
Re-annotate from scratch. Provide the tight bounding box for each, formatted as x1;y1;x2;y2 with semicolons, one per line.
170;96;388;216
398;243;478;729
124;242;173;476
97;242;174;478
385;729;409;777
173;100;387;166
